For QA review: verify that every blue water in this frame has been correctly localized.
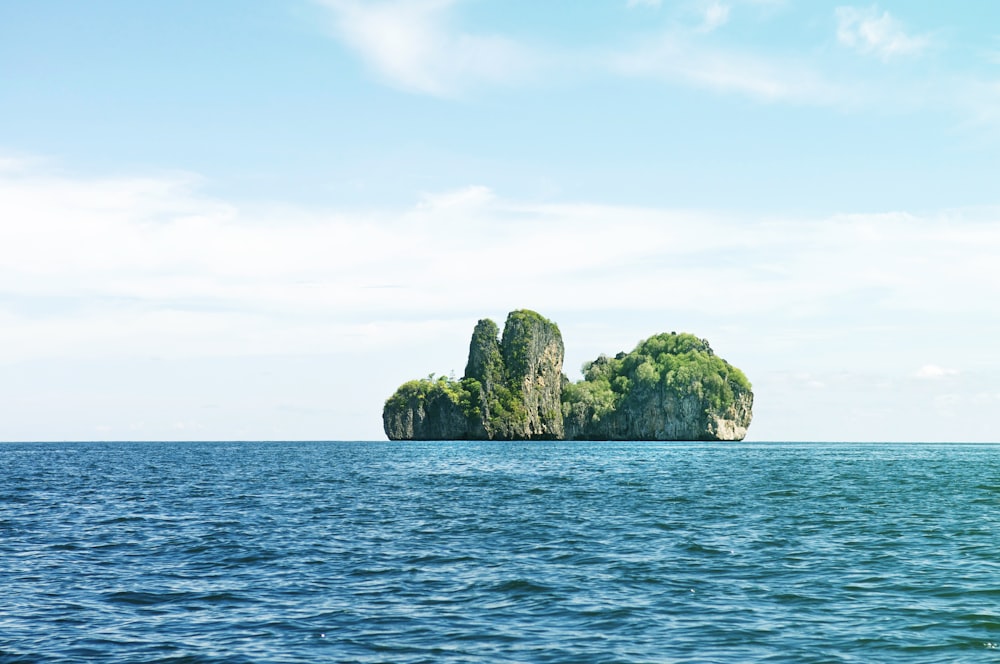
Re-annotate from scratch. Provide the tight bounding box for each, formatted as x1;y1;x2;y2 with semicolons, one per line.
2;441;1000;663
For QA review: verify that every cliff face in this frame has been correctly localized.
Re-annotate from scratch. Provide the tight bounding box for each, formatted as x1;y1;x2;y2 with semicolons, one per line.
563;386;753;441
560;332;752;442
497;310;564;440
382;381;475;441
707;391;753;441
383;315;753;442
464;318;504;436
383;310;564;441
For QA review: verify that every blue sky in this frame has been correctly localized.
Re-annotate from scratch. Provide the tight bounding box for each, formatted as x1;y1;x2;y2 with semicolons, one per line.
2;0;1000;441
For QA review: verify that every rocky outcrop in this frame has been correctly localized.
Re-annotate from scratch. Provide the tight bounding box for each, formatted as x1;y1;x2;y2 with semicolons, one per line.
383;314;753;441
563;388;753;441
383;310;564;441
707;391;753;441
561;333;753;441
463;318;504;436
496;310;564;439
381;381;475;441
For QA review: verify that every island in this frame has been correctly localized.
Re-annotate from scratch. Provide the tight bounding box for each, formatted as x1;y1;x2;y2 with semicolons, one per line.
383;309;753;441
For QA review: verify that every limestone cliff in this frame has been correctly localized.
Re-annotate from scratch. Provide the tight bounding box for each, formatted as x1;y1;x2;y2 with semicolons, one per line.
563;388;753;441
496;310;565;439
382;379;477;441
463;318;504;436
383;314;753;441
383;310;564;440
561;333;753;441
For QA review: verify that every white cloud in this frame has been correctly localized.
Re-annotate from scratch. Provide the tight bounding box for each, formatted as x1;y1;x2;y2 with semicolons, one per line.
835;5;929;59
914;365;960;379
699;1;731;32
7;158;1000;441
5;158;1000;373
416;184;495;211
314;0;853;107
0;156;34;174
611;31;850;105
315;0;535;96
308;0;1000;133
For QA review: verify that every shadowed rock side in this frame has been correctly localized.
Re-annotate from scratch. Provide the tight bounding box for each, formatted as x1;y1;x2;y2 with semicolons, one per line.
382;312;753;441
380;379;476;441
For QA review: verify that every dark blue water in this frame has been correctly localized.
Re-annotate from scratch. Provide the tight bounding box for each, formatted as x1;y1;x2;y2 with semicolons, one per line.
2;441;1000;663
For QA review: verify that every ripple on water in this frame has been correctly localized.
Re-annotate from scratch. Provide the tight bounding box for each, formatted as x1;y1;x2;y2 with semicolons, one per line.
3;441;1000;663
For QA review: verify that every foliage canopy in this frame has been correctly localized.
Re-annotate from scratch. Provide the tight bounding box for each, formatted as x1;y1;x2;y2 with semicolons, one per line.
562;332;752;421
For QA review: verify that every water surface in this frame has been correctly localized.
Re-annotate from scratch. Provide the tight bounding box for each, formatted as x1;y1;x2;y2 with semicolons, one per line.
2;441;999;662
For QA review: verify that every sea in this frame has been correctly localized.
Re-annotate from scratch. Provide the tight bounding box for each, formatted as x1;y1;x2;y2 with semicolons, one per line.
2;441;1000;663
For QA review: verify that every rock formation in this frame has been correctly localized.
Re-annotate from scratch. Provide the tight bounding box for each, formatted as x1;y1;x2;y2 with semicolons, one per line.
495;310;565;440
383;312;753;441
383;310;564;441
562;333;753;441
381;378;480;441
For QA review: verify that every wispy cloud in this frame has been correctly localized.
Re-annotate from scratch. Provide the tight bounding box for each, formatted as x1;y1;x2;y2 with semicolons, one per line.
315;0;848;105
315;0;535;96
611;31;849;105
914;365;960;379
698;1;731;32
5;158;1000;367
7;158;1000;441
835;5;929;60
309;0;1000;135
311;0;960;119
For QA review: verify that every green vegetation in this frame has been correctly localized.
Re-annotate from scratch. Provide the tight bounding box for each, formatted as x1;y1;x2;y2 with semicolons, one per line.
465;319;504;390
490;310;561;434
383;374;483;421
485;382;527;432
562;332;752;422
460;310;562;437
463;318;509;432
501;309;560;384
383;311;751;441
561;378;616;423
384;309;566;440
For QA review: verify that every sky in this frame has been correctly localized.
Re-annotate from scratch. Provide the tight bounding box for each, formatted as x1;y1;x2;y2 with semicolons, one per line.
3;0;1000;442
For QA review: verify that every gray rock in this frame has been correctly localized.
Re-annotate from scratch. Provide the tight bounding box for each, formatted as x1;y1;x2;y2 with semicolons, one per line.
495;310;564;440
382;382;472;441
